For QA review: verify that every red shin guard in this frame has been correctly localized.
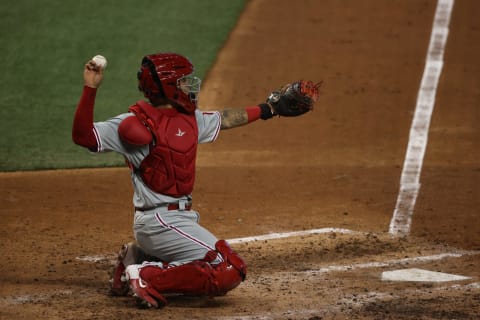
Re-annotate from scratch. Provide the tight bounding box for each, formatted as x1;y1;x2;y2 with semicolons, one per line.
140;261;218;296
139;240;247;297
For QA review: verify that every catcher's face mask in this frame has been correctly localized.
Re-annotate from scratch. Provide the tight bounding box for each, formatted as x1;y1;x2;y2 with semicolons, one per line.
177;75;201;102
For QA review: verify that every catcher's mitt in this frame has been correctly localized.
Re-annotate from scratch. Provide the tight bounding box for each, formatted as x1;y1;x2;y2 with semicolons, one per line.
260;80;322;119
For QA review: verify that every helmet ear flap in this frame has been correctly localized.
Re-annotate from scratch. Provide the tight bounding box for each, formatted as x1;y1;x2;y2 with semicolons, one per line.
137;61;166;102
137;70;144;92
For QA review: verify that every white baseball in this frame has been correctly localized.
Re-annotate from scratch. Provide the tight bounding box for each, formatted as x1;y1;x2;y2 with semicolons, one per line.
92;55;107;69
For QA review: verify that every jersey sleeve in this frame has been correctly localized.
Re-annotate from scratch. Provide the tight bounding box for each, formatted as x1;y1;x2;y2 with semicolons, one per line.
196;109;221;143
93;113;134;153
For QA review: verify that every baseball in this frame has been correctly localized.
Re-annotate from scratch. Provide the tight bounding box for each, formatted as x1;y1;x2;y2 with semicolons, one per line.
92;55;107;69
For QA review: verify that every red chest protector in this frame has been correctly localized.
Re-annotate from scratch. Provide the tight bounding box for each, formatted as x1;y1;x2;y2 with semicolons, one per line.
128;101;198;197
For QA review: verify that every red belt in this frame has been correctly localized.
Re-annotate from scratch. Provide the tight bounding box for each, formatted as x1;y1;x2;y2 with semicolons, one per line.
135;203;192;212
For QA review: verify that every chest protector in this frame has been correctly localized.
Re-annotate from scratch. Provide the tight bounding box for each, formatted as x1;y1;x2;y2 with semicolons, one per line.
128;101;198;197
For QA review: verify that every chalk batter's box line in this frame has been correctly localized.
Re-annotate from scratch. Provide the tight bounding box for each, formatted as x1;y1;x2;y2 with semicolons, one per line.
75;227;479;266
75;228;357;262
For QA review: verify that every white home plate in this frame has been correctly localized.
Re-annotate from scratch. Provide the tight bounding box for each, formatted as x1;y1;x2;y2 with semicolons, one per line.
381;268;471;282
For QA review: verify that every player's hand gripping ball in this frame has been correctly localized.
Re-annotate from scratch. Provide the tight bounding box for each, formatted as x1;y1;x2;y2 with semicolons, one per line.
92;55;108;69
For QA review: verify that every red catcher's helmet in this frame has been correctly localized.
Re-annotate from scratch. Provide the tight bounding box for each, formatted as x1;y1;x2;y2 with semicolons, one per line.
137;53;201;113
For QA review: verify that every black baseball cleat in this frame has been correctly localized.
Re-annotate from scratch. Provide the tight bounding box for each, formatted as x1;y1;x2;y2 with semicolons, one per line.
109;243;130;296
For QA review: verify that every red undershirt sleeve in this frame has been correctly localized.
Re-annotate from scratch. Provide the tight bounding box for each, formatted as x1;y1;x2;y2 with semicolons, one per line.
245;106;261;123
72;86;98;151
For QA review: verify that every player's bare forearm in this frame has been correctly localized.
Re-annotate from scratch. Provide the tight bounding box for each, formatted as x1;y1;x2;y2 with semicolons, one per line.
220;108;249;130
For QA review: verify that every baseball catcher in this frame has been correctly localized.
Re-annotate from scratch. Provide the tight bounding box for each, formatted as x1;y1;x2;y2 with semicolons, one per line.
72;52;320;308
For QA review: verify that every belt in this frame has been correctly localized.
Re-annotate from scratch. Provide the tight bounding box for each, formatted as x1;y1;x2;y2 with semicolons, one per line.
135;203;192;212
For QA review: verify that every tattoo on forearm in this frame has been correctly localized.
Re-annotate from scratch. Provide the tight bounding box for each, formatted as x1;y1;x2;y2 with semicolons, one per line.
220;109;248;129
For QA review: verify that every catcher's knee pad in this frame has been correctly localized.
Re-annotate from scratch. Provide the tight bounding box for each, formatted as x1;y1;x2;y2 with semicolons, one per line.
215;240;247;280
211;262;244;295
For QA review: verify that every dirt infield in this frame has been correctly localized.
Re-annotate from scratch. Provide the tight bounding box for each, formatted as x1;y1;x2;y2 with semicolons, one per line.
1;0;479;319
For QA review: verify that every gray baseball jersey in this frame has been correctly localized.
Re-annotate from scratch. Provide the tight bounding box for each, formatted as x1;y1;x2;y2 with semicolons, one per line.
93;109;224;266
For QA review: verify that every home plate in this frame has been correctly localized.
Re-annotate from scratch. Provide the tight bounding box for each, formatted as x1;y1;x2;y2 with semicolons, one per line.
381;268;471;282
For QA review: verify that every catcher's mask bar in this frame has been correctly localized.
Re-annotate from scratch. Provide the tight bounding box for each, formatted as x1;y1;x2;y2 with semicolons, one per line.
177;75;201;102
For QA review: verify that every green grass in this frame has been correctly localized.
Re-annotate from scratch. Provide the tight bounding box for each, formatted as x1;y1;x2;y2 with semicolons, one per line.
0;0;245;171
